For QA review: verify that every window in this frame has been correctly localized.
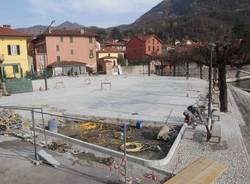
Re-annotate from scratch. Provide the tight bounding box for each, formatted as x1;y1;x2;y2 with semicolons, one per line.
57;56;61;62
56;45;60;51
153;39;155;45
70;49;74;55
7;45;20;55
39;55;45;63
153;46;155;52
60;36;63;42
148;46;151;52
89;37;93;43
157;46;159;52
70;37;73;43
13;65;19;73
89;49;94;58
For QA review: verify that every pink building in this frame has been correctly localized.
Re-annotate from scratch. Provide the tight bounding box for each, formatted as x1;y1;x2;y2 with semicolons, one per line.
32;29;97;75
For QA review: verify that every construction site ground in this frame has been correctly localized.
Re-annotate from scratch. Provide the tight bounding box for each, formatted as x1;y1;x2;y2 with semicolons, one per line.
0;75;207;122
59;121;182;160
0;76;250;183
0;136;169;184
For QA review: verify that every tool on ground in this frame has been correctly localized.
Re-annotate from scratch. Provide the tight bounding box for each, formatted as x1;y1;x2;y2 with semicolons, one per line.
183;105;212;141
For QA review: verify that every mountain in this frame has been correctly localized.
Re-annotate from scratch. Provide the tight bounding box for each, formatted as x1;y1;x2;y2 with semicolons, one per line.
16;21;88;36
16;25;48;36
56;21;84;29
125;0;250;41
16;1;250;41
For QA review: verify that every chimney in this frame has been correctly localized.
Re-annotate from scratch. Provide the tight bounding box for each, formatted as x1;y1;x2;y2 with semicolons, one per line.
3;25;11;28
80;28;85;34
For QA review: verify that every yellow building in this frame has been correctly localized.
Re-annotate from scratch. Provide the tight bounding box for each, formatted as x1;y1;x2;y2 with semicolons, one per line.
97;47;125;74
0;26;30;78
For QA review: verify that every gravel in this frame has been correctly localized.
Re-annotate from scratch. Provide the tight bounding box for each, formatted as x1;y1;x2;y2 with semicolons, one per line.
161;88;250;184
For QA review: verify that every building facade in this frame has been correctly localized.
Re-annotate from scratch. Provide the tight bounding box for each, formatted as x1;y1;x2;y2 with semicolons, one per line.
126;34;163;62
97;47;124;75
32;29;97;75
0;26;30;78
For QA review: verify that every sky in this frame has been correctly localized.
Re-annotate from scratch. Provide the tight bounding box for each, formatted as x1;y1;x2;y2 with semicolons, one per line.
1;0;162;28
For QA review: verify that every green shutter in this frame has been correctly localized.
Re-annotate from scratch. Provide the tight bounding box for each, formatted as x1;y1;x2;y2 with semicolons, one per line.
17;45;20;55
7;45;11;55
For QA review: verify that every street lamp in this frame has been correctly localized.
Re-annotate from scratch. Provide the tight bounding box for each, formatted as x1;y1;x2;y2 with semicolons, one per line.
207;43;216;134
185;41;192;80
43;20;55;91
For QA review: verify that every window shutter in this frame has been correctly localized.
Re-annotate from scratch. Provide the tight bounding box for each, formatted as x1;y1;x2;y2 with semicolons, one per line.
17;45;20;55
7;45;11;55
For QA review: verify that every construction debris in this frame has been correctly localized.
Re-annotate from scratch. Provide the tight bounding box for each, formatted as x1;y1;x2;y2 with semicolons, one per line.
0;109;23;130
60;121;182;160
48;142;72;153
157;126;171;141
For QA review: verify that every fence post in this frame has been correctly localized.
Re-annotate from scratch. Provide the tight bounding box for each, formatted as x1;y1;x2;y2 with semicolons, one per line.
31;108;38;160
41;108;48;150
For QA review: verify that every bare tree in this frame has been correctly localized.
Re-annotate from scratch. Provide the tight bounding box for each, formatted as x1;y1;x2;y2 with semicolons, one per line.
196;38;250;112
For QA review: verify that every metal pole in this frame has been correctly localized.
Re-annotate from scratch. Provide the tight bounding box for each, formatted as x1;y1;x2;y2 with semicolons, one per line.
148;61;150;76
31;108;38;160
208;47;213;120
41;108;48;150
43;20;55;91
123;123;127;184
161;59;163;76
186;57;189;80
44;70;48;90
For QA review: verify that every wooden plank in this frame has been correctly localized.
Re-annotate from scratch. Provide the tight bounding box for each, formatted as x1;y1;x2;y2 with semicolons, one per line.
189;162;227;184
164;157;227;184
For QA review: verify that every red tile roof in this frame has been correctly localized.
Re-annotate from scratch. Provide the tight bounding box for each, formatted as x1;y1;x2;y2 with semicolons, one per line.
0;27;30;37
98;47;124;53
99;56;118;60
105;42;125;46
137;34;163;43
43;29;96;37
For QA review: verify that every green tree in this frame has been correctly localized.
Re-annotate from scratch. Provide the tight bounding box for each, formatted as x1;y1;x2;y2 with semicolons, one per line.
117;54;126;66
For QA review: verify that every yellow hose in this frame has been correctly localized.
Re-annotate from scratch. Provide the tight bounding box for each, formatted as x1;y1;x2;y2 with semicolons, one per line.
120;142;144;153
78;122;97;131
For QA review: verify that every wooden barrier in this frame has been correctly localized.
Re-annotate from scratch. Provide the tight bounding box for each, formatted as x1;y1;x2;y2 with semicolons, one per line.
164;157;227;184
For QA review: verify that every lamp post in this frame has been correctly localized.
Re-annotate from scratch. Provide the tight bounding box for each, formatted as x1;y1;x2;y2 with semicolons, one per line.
207;43;216;133
43;20;55;91
185;41;192;80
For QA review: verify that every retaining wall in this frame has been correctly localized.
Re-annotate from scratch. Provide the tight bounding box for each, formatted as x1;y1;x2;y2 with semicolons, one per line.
35;124;187;168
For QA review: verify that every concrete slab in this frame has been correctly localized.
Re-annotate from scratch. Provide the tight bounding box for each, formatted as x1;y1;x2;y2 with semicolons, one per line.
0;76;207;123
38;150;60;167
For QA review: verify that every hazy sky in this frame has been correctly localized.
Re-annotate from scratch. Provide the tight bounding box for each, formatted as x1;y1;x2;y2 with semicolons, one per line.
1;0;162;28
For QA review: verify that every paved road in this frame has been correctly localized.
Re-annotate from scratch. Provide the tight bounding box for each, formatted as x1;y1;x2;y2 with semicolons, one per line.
0;138;118;184
0;136;165;184
230;86;250;155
